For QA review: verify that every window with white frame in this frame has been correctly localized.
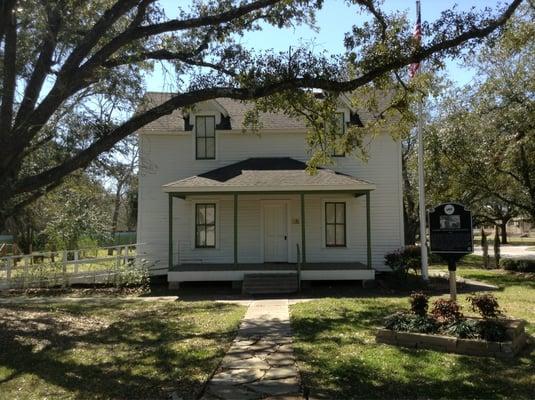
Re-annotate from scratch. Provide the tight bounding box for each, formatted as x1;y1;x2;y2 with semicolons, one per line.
195;115;216;159
195;203;216;248
331;112;345;157
325;202;346;247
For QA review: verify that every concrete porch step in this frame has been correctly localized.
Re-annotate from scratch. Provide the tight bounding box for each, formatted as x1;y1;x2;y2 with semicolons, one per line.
242;272;299;295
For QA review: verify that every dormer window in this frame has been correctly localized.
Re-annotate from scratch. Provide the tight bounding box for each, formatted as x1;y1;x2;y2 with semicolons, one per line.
332;112;346;157
195;115;216;159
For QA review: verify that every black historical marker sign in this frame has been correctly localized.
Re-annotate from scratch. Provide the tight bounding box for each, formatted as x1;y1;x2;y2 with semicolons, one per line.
428;203;473;256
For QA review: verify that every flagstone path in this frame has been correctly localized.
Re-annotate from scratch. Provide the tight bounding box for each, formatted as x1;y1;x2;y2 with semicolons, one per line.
202;299;302;399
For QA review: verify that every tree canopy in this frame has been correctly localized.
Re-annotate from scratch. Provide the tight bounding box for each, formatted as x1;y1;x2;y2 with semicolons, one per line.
0;0;526;223
424;5;535;240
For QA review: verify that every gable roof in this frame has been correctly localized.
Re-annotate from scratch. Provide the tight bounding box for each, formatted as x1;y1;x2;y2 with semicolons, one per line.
139;92;375;133
162;157;375;193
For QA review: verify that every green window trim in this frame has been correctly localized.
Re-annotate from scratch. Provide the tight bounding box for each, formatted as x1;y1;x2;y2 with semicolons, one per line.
332;112;346;157
195;115;216;160
325;201;347;247
195;203;216;248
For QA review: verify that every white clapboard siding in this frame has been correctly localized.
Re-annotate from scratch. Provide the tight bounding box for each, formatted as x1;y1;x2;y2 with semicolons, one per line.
137;129;404;273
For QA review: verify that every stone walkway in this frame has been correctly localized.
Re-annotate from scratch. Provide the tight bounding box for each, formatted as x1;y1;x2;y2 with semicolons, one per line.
202;299;302;399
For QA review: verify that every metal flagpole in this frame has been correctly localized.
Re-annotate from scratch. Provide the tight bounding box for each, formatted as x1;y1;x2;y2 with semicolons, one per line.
417;98;429;280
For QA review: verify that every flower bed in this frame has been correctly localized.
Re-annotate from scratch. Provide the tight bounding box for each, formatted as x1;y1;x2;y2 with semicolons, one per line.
376;318;527;358
375;292;529;358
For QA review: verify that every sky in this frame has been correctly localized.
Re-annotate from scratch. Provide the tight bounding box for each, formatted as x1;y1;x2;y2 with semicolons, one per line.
145;0;505;92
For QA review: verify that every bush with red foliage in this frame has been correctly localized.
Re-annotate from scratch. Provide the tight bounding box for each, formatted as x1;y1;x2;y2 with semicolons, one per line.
468;293;503;319
409;291;429;317
431;299;463;323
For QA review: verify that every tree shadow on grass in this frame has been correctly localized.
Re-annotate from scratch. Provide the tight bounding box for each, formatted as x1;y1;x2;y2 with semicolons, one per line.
291;299;535;399
319;345;535;399
292;301;395;343
0;301;243;399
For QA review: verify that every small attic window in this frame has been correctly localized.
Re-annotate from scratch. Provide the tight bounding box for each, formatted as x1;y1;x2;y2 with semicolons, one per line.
332;112;346;157
195;116;216;160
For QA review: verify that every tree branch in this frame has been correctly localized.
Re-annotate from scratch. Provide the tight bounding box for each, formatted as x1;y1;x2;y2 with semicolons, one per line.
14;5;62;128
5;0;525;200
130;0;281;39
0;5;17;134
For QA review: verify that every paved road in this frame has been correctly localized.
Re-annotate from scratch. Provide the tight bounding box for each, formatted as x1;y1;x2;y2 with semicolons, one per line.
474;245;535;259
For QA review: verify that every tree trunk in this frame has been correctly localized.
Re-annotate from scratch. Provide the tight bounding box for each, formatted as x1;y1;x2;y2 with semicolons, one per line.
500;221;508;244
403;207;418;245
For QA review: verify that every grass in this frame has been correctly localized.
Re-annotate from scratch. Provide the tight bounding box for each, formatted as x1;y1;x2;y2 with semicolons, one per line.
290;258;535;399
0;299;246;400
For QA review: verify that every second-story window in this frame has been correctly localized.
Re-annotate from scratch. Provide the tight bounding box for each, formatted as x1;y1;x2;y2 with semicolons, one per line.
332;112;346;157
195;115;216;159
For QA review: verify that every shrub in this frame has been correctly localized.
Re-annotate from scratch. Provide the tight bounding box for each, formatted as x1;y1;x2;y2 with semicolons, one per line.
409;315;438;334
444;319;479;339
409;291;429;316
501;258;518;271
384;312;413;331
518;259;535;273
384;312;438;334
500;258;535;272
468;293;503;319
477;319;507;342
384;245;422;277
431;299;463;324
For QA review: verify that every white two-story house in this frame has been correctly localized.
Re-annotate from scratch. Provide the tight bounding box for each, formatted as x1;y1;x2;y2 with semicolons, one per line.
137;92;404;290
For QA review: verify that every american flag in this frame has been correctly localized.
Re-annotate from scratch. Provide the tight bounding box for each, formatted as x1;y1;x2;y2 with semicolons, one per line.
409;0;422;78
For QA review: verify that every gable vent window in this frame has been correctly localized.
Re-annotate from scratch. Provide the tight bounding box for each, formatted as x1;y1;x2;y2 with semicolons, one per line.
195;116;216;159
332;112;346;157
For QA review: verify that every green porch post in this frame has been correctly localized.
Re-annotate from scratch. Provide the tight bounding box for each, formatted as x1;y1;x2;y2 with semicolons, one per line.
300;193;306;264
168;194;173;270
234;193;238;266
366;191;372;269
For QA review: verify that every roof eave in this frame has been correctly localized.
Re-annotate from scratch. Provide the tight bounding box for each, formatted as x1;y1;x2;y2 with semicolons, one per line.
162;184;376;194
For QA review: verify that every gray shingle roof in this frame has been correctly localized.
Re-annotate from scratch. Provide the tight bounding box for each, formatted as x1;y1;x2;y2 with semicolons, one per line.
162;158;375;193
141;92;306;132
139;91;386;133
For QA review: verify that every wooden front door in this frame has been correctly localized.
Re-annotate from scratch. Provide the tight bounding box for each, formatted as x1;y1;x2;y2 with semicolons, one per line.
263;203;288;262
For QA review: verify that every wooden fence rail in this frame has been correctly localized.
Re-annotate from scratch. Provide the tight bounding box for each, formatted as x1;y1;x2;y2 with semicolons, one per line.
0;244;140;290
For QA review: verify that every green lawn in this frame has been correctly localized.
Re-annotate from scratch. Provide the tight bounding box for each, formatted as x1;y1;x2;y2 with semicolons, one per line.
474;236;535;246
290;262;535;399
0;300;246;400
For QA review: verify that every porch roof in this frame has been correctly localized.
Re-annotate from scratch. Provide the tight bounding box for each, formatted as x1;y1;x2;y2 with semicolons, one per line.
162;157;375;194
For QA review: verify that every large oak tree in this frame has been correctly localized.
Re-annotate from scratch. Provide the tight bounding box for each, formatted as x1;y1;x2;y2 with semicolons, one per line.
424;5;535;242
0;0;526;224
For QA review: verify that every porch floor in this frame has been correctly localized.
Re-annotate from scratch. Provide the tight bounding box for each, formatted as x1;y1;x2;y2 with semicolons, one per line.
170;262;368;272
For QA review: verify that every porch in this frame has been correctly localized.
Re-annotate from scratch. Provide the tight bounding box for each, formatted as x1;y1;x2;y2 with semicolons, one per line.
163;158;376;282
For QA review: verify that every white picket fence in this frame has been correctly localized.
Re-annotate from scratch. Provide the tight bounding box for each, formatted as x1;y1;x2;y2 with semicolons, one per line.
0;244;141;290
